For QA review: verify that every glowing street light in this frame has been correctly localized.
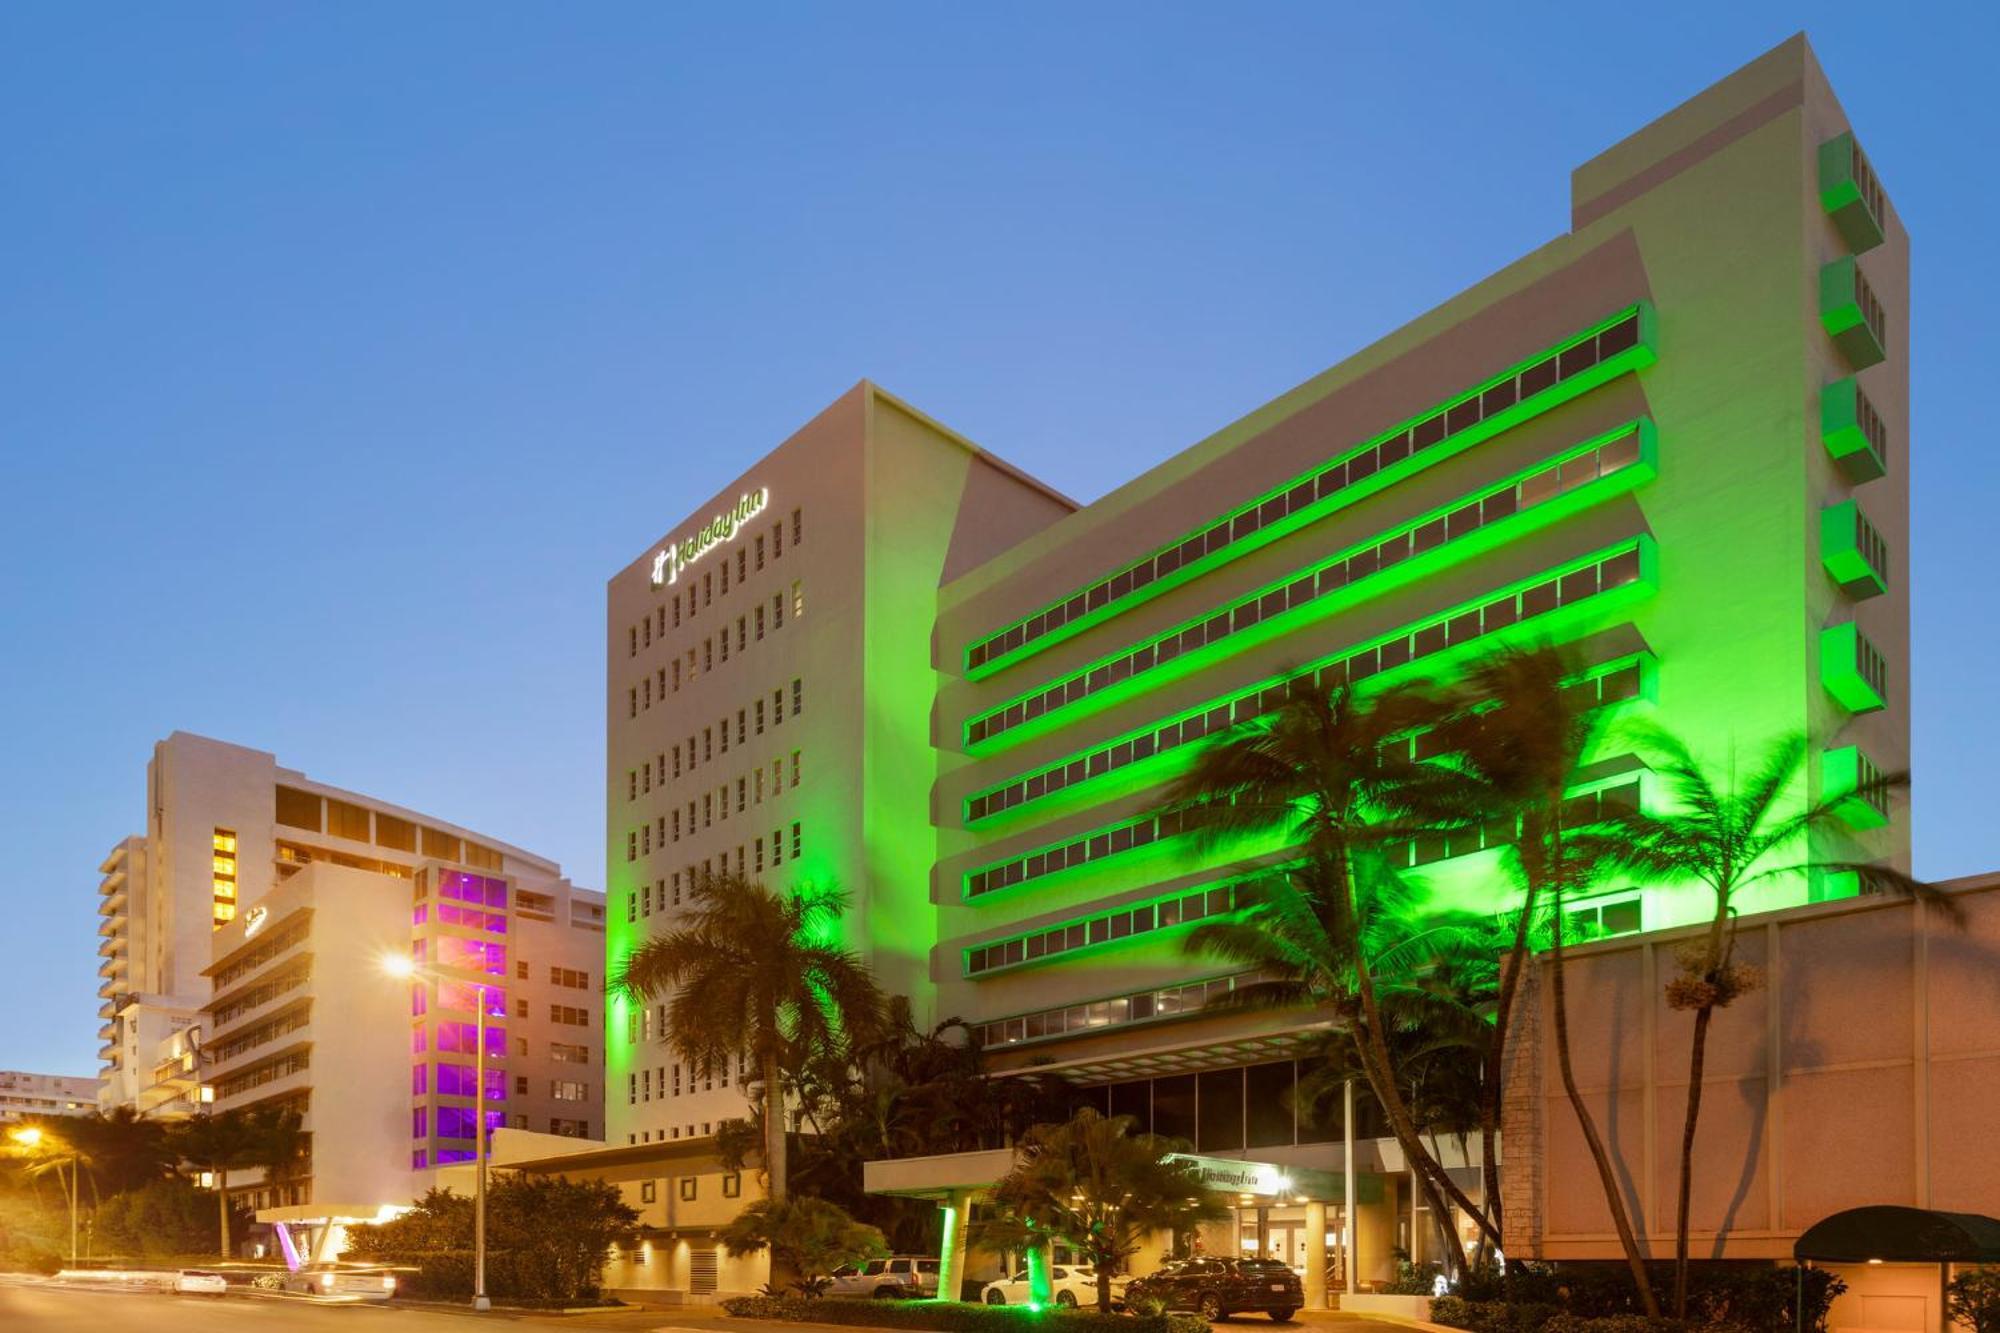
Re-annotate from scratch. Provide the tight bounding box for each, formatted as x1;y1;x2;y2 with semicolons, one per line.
384;952;494;1313
10;1124;79;1265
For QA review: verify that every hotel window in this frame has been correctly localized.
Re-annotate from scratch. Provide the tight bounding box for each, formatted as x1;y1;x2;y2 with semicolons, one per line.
642;881;652;915
771;688;784;725
723;1172;742;1198
755;535;765;569
640;1180;657;1204
673;593;681;627
703;728;712;762
717;784;727;821
790;751;800;788
773;519;783;559
736;616;747;651
671;810;680;842
736;779;746;813
275;784;322;831
642;762;652;794
755;769;764;804
719;630;728;664
628;688;637;718
550;1005;589;1026
643;677;653;708
680;1178;697;1202
376;813;416;852
515;998;528;1018
658;606;666;638
755;837;764;872
755;699;765;733
626;832;636;863
656;814;665;845
551;966;588;988
719;558;728;594
791;678;802;716
516;1074;529;1095
672;744;682;778
641;825;651;855
671;660;681;692
626;891;636;923
703;794;712;828
771;828;783;865
719;716;729;754
737;547;747;583
791;822;801;859
627;1073;637;1104
657;666;665;697
642;1069;652;1101
755;605;765;640
211;827;238;926
642;619;650;649
736;709;746;745
552;1080;588;1102
628;770;638;801
772;590;784;629
629;626;638;657
703;638;712;672
791;508;802;545
703;571;712;607
792;580;804;618
516;959;529;980
671;871;681;904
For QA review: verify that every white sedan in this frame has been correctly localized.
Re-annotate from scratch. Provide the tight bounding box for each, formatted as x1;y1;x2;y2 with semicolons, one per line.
174;1269;229;1296
981;1265;1126;1308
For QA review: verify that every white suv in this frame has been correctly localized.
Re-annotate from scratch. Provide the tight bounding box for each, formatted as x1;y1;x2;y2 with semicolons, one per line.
826;1256;941;1299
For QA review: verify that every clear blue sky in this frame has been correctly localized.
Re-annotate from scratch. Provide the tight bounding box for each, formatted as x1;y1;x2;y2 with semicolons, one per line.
2;5;1993;1076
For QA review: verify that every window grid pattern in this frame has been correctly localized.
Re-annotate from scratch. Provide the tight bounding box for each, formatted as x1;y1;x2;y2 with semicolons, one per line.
963;307;1647;675
976;972;1262;1047
966;423;1648;746
965;880;1248;975
966;541;1649;830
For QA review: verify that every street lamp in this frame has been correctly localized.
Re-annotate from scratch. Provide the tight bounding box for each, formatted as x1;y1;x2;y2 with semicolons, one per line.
10;1125;79;1267
385;952;495;1313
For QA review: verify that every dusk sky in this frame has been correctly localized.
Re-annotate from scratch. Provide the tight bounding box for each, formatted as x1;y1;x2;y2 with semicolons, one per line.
2;4;1992;1076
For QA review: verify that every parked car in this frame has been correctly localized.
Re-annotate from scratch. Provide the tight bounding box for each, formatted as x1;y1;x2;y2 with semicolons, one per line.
1125;1256;1303;1321
825;1255;941;1299
981;1264;1128;1307
280;1263;399;1302
173;1269;229;1296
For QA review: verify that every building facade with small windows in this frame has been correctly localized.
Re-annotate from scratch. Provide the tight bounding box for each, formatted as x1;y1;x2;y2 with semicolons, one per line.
94;731;605;1242
0;1070;98;1124
608;35;1916;1300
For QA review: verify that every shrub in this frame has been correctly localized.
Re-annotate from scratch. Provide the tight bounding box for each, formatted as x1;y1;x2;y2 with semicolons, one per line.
1950;1269;2000;1333
1430;1296;1565;1333
344;1176;637;1304
720;1293;1206;1333
720;1196;886;1291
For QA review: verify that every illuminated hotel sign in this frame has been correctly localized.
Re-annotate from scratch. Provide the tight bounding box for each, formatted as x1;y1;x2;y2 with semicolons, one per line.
243;904;269;938
650;487;770;588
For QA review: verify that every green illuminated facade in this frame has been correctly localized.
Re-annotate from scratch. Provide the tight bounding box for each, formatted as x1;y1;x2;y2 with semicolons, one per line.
606;33;1908;1200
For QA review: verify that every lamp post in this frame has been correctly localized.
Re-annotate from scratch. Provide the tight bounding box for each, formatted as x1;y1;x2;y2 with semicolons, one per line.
9;1127;78;1266
385;954;494;1312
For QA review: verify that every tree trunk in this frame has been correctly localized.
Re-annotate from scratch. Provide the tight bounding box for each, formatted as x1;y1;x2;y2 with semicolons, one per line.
1549;902;1659;1317
761;1049;787;1202
216;1165;230;1259
1097;1262;1114;1314
1674;1003;1713;1321
1479;881;1540;1249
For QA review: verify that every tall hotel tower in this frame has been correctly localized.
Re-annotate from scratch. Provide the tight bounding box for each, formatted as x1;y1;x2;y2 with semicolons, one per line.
607;33;1907;1210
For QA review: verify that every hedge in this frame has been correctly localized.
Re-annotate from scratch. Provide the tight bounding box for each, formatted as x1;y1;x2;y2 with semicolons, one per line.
721;1294;1207;1333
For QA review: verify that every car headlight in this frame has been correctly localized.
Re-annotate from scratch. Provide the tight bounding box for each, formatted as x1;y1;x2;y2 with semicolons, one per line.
321;1274;339;1291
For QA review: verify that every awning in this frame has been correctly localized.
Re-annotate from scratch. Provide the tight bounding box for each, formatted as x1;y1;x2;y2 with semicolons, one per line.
1794;1206;2000;1264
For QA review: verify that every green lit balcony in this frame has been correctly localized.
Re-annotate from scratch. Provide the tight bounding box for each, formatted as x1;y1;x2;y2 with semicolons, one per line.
1821;499;1889;599
1824;745;1890;830
1819;257;1887;369
1821;377;1888;483
1818;132;1887;254
1820;622;1887;714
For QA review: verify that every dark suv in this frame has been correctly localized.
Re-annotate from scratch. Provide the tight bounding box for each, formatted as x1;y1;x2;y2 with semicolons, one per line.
1126;1257;1302;1321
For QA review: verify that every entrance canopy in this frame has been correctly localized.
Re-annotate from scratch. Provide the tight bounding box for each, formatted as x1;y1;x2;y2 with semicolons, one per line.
1794;1206;2000;1264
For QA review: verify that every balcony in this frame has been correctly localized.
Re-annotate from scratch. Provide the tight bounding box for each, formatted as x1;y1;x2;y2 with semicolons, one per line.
1820;622;1888;714
1821;500;1890;599
99;886;128;917
1819;257;1888;369
1819;132;1887;254
1824;745;1891;830
98;955;128;979
1821;377;1889;483
98;935;127;959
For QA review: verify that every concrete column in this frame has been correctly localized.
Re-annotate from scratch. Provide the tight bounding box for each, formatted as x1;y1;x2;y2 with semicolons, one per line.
1304;1201;1328;1308
936;1190;971;1303
1409;1168;1425;1267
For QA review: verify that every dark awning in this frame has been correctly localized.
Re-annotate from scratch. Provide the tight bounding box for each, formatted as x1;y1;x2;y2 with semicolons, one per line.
1794;1206;2000;1264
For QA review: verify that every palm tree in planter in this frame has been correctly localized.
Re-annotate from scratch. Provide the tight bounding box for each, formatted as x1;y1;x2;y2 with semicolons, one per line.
1159;678;1502;1270
1580;724;1941;1321
976;1107;1227;1314
614;872;883;1202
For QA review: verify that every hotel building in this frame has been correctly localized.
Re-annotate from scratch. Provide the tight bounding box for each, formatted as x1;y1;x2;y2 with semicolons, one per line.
0;1070;97;1125
607;35;1912;1300
97;731;606;1228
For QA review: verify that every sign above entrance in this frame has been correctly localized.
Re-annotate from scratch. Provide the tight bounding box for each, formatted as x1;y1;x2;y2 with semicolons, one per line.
650;488;770;588
1165;1154;1341;1200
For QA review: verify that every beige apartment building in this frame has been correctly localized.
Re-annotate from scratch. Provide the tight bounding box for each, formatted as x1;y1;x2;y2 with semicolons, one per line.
97;731;605;1235
0;1070;97;1125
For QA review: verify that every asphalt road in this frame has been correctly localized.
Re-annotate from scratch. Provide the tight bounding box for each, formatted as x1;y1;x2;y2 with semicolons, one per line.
0;1277;1414;1332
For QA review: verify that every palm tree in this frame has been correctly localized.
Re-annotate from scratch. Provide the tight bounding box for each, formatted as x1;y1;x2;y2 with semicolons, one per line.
614;872;883;1200
1185;854;1495;1278
977;1107;1228;1314
168;1110;264;1257
64;1107;172;1200
1583;724;1940;1320
1160;678;1501;1267
1423;643;1659;1316
244;1105;307;1206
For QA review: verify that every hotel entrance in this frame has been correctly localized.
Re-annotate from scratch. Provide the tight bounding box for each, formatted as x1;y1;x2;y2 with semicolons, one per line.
1236;1204;1346;1290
